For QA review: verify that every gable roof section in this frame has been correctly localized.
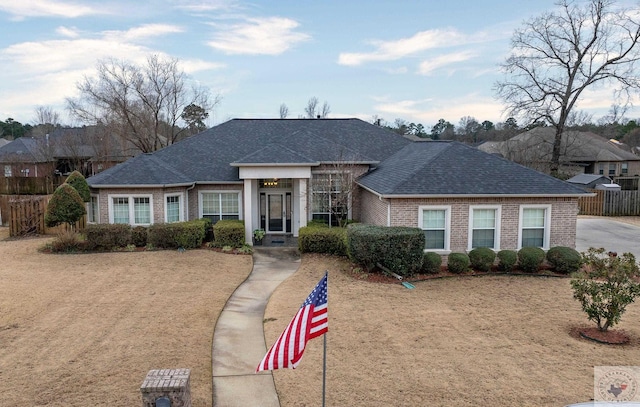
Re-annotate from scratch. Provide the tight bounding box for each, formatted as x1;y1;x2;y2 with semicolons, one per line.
0;137;48;162
89;118;410;187
86;153;193;186
357;141;587;196
566;173;610;185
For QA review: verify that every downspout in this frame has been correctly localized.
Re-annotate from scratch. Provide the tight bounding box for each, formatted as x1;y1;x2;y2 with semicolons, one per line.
185;183;196;221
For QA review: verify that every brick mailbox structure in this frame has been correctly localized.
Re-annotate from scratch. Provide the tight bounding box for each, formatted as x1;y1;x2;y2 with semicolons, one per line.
140;368;191;407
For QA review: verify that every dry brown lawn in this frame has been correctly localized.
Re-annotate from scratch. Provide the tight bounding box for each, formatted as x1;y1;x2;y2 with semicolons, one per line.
4;224;640;407
265;254;640;407
0;227;252;407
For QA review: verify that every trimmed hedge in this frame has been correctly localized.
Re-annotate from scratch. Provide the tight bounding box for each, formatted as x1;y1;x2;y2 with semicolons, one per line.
148;219;208;249
468;247;495;272
65;171;90;202
448;252;470;274
497;250;517;272
131;226;148;247
212;219;245;248
45;183;86;228
518;247;546;273
546;246;582;274
347;224;424;277
84;223;132;250
421;252;442;274
298;224;347;256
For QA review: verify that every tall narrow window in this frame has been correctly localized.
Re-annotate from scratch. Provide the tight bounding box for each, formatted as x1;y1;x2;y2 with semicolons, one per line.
113;197;130;224
166;195;181;223
311;173;349;226
622;162;628;175
419;206;450;251
469;207;500;250
520;206;550;249
134;197;151;224
87;195;99;223
609;163;616;176
4;165;12;177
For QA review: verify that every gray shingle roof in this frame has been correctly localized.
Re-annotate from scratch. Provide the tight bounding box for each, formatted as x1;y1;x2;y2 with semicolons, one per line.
0;137;48;162
89;118;410;186
87;153;194;186
357;141;587;196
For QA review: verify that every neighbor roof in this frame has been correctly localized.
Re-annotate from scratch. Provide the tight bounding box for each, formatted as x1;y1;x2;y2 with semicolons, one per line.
89;118;411;186
566;173;610;185
357;141;587;196
0;137;48;162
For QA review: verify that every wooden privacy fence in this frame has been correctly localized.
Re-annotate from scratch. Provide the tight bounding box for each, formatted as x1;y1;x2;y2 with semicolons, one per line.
7;195;86;237
0;176;65;195
579;189;640;216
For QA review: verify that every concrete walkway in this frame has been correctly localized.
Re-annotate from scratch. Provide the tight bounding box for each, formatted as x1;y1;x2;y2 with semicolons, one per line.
212;247;300;407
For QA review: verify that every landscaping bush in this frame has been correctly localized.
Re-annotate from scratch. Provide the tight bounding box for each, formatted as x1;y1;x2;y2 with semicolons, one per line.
148;219;209;249
45;183;86;229
50;230;85;253
212;220;245;248
131;226;148;247
546;246;582;274
201;218;214;242
421;252;442;274
468;247;496;272
347;224;424;277
84;224;132;250
497;250;518;272
447;252;470;274
298;224;347;256
518;247;546;273
65;171;90;202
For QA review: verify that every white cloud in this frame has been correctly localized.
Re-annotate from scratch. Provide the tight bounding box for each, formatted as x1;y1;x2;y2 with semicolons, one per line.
206;17;310;55
0;0;99;18
417;51;477;76
0;24;225;123
338;28;488;66
55;26;80;38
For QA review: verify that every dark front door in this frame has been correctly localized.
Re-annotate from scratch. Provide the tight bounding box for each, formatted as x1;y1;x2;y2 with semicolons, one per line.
267;193;284;232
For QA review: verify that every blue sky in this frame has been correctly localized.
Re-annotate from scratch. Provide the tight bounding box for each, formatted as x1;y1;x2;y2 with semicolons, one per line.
0;0;635;129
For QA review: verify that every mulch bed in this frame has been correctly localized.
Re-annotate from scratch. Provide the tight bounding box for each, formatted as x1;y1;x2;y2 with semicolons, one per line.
569;326;632;345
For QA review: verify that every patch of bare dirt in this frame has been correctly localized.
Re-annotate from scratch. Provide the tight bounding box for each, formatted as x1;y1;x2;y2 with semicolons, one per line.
0;228;252;407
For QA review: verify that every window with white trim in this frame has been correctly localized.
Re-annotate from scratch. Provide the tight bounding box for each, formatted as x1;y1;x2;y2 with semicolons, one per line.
200;191;240;223
311;172;350;226
108;194;153;225
622;162;628;174
519;205;551;249
4;165;11;177
87;195;99;223
165;193;183;223
469;206;501;250
609;163;616;176
419;206;451;251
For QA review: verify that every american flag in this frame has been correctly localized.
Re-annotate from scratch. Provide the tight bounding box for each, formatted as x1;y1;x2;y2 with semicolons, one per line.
256;272;328;371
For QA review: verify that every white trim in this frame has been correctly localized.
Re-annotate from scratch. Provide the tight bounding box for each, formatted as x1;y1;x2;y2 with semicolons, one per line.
107;193;154;226
198;190;243;221
468;205;501;251
518;204;552;250
87;194;100;224
418;205;451;252
164;192;185;223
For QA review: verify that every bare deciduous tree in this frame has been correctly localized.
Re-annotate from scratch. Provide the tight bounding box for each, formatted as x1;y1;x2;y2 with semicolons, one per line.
32;106;61;137
496;0;640;176
304;97;330;118
67;55;219;153
279;103;289;119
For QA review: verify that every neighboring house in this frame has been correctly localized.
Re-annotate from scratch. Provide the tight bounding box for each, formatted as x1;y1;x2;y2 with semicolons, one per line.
566;174;612;190
0;126;138;179
478;127;640;177
87;118;588;253
0;138;9;148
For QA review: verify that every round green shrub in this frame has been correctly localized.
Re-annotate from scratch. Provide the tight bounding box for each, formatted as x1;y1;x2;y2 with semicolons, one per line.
546;246;582;274
448;252;470;274
65;170;91;202
468;247;496;272
45;183;86;228
131;226;148;247
517;247;546;273
421;252;442;274
497;250;517;272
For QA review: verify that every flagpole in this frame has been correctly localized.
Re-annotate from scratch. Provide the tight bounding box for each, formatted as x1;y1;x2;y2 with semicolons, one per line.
322;332;327;407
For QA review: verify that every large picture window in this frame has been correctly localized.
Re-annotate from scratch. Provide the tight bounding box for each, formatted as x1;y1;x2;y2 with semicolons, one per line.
519;205;551;249
469;206;500;250
311;173;349;226
419;206;451;251
200;191;240;223
108;194;153;225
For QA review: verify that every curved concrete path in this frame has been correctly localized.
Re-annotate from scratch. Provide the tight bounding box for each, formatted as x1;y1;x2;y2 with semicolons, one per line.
212;247;300;407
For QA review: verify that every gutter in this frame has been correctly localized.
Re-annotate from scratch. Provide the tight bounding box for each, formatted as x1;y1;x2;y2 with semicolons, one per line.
90;181;243;188
357;184;593;199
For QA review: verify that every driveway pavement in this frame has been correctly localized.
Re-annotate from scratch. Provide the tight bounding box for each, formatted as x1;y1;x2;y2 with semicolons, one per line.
576;218;640;258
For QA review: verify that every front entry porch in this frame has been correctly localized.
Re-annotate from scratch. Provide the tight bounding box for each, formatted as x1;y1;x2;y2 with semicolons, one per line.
257;234;299;248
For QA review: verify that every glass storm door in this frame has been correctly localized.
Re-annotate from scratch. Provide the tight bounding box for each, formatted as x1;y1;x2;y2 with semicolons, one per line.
267;194;284;232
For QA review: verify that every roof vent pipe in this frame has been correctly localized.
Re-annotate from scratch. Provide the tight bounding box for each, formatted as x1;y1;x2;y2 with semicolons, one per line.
317;115;320;119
